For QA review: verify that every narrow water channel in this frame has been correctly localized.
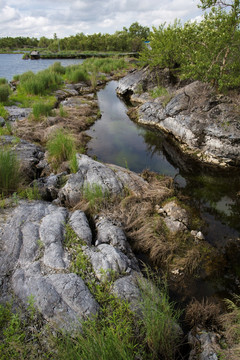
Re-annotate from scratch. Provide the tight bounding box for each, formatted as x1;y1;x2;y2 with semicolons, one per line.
87;80;240;298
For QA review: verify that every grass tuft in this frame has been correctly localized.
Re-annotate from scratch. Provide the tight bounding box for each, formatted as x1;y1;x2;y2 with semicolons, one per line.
0;149;22;195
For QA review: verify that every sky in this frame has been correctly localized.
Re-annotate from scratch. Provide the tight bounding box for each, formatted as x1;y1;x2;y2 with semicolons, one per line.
0;0;202;39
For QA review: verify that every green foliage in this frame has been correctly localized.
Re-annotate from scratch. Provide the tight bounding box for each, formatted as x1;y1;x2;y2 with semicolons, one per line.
140;5;240;90
69;152;78;173
137;270;182;360
0;149;22;195
0;78;7;85
18;69;62;95
82;183;110;211
32;101;54;120
0;84;10;102
59;104;68;117
149;86;168;98
49;61;66;74
0;104;9;120
65;66;89;83
18;182;41;200
46;129;76;169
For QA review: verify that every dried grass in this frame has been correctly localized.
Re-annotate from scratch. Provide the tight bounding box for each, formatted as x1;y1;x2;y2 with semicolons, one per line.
185;298;222;329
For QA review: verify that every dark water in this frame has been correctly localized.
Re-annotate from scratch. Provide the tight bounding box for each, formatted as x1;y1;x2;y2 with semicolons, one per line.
87;81;240;299
0;54;84;81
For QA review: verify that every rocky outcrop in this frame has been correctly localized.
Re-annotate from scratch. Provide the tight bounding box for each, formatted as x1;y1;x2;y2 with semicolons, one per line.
188;329;218;360
0;135;44;179
118;70;240;169
58;154;149;206
5;105;32;122
0;201;147;332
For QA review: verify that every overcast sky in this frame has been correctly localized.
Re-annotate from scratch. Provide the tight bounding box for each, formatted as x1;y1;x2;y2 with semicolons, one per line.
0;0;202;39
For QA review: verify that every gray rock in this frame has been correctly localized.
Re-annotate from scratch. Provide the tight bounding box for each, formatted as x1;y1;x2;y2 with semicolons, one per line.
58;154;149;207
161;200;188;233
188;329;218;360
4;106;32;122
69;210;92;246
34;172;67;201
83;243;139;281
0;135;44;180
0;117;5;127
111;274;142;312
0;201;99;331
121;69;240;168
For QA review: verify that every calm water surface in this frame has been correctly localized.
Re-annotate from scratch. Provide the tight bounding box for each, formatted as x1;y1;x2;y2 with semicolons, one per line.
0;53;84;81
87;81;240;298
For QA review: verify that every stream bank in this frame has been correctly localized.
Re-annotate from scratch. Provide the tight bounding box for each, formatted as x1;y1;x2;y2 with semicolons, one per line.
0;64;239;359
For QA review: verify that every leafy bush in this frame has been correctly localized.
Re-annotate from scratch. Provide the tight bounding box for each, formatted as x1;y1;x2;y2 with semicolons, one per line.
0;84;10;102
0;149;22;194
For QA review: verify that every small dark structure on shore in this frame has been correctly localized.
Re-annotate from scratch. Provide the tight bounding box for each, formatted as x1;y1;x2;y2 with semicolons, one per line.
30;50;40;60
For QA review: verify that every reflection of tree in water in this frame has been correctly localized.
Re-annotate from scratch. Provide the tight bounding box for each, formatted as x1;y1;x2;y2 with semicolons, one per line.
182;173;240;232
139;129;164;157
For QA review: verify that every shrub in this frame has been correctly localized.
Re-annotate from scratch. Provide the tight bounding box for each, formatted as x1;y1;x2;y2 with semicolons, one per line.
0;149;22;195
0;84;10;102
32;102;53;120
46;129;76;169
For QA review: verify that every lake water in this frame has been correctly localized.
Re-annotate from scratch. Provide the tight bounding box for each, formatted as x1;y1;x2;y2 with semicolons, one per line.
0;53;84;81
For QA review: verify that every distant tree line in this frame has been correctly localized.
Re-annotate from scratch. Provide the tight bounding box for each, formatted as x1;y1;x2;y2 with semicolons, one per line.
0;22;150;52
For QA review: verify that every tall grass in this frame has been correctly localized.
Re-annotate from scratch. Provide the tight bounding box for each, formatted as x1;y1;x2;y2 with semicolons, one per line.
0;84;10;102
32;101;54;120
46;129;76;169
0;149;22;195
82;183;110;211
0;103;9;119
137;270;182;360
49;61;66;74
19;69;63;95
65;66;89;83
0;78;7;85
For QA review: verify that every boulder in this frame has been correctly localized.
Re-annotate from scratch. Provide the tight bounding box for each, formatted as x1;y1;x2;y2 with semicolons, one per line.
58;154;149;207
0;135;44;179
4;105;32;122
188;329;218;360
0;201;99;331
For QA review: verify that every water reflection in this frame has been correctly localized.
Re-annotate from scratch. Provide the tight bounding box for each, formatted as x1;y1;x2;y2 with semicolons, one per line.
87;81;240;242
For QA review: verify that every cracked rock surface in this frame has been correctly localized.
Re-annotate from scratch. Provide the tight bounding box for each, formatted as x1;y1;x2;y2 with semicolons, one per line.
0;201;143;331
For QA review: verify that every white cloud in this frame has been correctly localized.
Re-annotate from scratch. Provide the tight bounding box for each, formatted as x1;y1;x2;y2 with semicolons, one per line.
0;0;203;38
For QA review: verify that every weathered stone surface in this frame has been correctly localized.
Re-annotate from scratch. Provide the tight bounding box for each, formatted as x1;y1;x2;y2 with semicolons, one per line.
5;106;32;122
0;135;44;179
58;154;149;206
121;69;240;168
111;273;142;311
188;329;218;360
116;66;172;98
159;200;188;233
83;243;139;281
0;117;5;127
0;201;99;331
34;172;67;201
69;210;92;246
